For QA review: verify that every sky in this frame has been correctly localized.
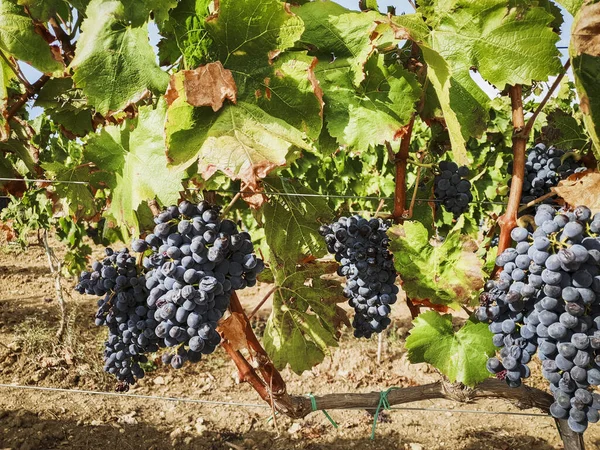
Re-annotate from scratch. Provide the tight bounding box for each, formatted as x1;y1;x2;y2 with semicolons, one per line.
20;0;574;117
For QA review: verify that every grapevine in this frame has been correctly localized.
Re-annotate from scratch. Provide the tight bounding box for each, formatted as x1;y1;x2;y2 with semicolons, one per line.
0;0;597;448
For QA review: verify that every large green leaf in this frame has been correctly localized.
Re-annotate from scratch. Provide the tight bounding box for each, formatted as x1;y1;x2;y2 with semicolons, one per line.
231;52;323;140
157;0;213;68
17;0;68;21
430;0;562;89
543;109;589;150
197;102;313;188
85;99;183;231
388;220;484;307
206;0;304;70
41;163;97;219
0;56;14;140
570;3;600;159
553;0;584;16
416;0;563;163
294;1;382;86
405;311;495;387
262;176;333;267
70;0;169;114
0;0;63;73
166;101;313;191
34;78;94;137
315;54;421;149
263;263;344;374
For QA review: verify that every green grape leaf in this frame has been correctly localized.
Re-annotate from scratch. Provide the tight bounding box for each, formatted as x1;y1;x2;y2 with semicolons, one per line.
571;2;600;159
157;0;213;68
0;56;14;140
262;176;334;267
198;103;313;191
85;99;183;232
405;311;495;387
0;0;63;73
40;163;97;219
294;0;383;86
316;54;421;149
419;45;470;165
70;0;169;114
35;78;94;137
206;0;304;70
263;263;345;374
553;0;584;16
231;51;324;141
17;0;68;21
388;220;485;307
166;101;313;195
542;109;589;150
430;0;562;88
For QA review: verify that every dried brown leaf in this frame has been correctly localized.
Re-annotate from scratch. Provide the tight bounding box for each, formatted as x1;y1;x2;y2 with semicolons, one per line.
217;312;249;351
165;62;237;111
572;3;600;57
552;170;600;213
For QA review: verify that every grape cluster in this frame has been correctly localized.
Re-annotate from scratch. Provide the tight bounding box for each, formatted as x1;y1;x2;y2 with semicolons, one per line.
77;201;264;385
132;201;264;371
76;248;157;384
319;215;398;338
433;161;473;217
508;143;585;204
478;205;600;433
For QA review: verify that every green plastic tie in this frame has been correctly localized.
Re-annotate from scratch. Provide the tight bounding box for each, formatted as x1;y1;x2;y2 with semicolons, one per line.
308;393;338;428
371;387;398;440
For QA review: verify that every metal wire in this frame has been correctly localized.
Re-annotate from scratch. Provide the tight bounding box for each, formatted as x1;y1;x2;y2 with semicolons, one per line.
0;177;516;206
0;177;88;185
0;383;552;418
0;383;268;408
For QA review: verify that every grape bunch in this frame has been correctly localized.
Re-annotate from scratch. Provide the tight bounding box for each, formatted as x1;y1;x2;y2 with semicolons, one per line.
76;248;158;384
478;204;600;433
132;200;264;370
508;143;585;204
319;215;398;338
433;161;473;217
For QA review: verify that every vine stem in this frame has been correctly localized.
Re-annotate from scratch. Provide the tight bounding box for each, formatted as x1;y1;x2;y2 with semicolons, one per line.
41;229;67;340
520;59;571;138
496;85;526;258
6;75;50;121
49;17;74;63
247;286;277;320
0;50;31;89
392;115;415;223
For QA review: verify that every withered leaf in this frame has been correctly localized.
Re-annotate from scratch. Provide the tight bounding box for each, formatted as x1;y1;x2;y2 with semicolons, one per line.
552;170;600;213
165;62;237;111
217;312;249;351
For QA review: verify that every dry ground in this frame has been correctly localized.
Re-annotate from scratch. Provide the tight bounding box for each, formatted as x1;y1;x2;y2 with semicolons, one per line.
1;236;600;449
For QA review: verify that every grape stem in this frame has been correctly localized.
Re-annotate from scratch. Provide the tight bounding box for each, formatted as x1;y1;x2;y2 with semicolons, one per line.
518;191;558;212
247;286;277;320
519;59;571;139
147;199;161;216
407;158;434;169
495;85;526;262
392;115;415;223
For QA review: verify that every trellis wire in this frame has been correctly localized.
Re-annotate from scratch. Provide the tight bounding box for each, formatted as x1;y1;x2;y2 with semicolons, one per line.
0;177;523;207
0;383;551;417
